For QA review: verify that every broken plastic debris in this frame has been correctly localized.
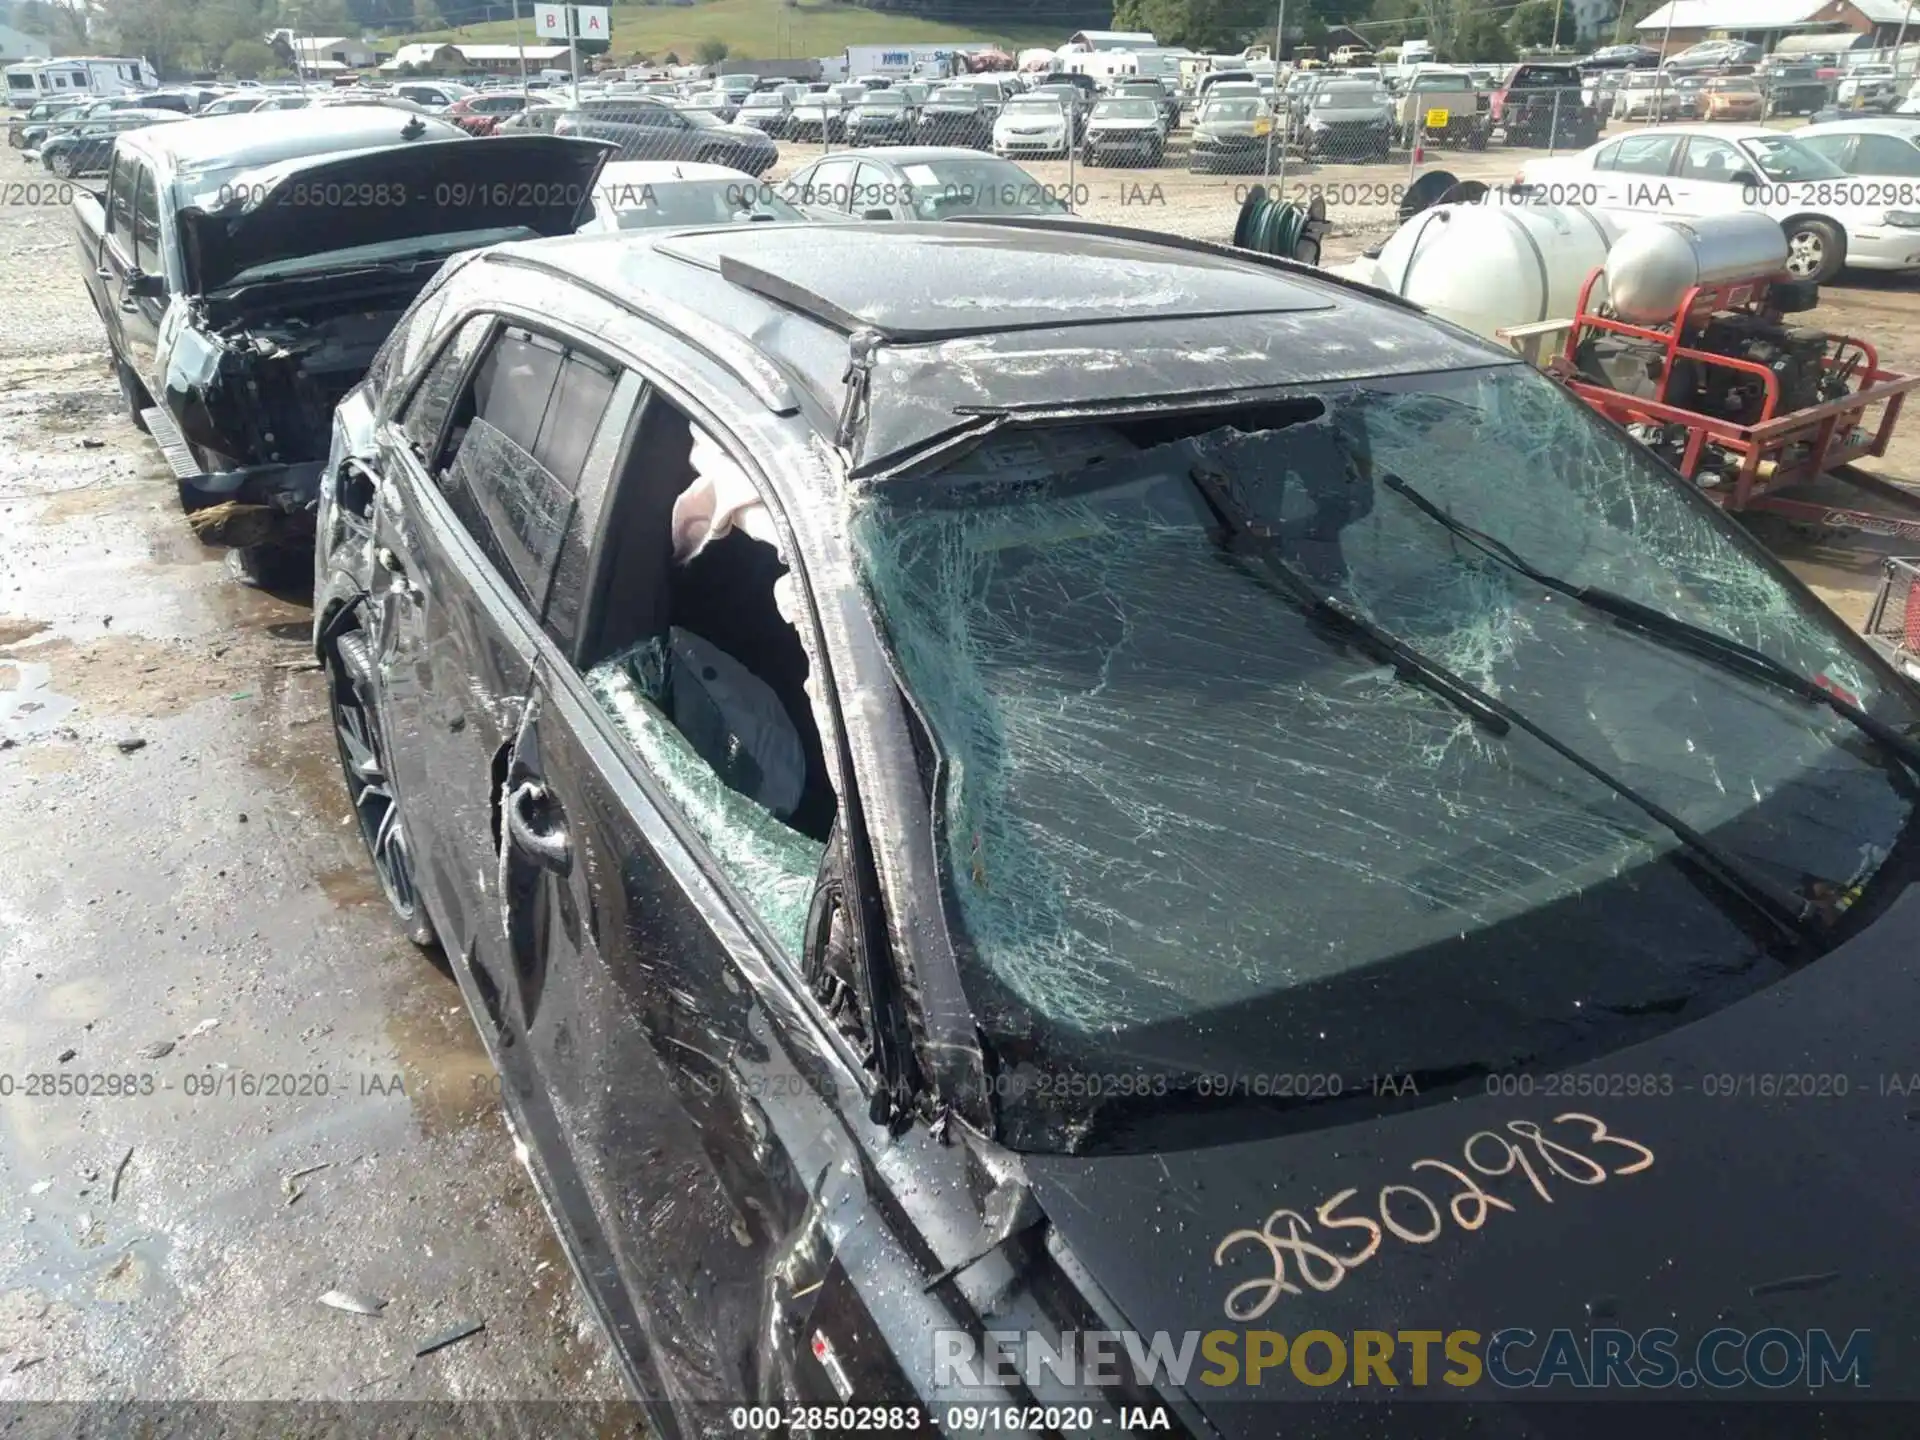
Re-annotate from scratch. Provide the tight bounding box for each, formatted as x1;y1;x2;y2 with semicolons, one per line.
283;1161;332;1206
415;1319;485;1356
115;737;146;754
110;1148;133;1204
135;1041;174;1060
318;1289;388;1317
187;1019;219;1038
56;1049;75;1064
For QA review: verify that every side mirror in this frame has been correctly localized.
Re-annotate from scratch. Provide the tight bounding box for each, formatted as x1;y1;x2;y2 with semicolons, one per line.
861;207;893;220
126;270;166;300
1728;168;1761;188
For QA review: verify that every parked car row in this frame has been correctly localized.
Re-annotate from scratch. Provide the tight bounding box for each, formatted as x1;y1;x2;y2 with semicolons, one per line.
1590;67;1832;122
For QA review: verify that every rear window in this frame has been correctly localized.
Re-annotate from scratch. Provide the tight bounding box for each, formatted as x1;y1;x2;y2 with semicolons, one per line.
1511;66;1579;87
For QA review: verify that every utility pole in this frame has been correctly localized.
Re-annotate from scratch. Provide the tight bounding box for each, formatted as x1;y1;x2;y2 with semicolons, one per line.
1550;0;1564;53
1894;3;1915;94
1264;0;1286;186
513;0;527;100
1654;1;1677;122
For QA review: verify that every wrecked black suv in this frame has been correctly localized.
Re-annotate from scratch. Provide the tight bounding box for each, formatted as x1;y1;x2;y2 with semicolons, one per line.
316;220;1920;1432
73;107;608;561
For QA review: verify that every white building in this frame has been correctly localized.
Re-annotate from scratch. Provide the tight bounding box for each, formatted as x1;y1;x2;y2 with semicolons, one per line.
1062;30;1161;52
294;35;383;68
1568;0;1618;41
379;41;568;73
0;23;52;65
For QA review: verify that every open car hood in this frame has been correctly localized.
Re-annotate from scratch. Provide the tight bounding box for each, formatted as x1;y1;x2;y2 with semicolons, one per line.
179;134;613;296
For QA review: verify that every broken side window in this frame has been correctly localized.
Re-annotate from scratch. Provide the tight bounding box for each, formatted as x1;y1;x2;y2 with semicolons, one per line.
572;391;836;955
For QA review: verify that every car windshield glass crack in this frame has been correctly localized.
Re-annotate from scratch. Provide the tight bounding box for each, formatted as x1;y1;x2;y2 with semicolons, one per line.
851;365;1916;1043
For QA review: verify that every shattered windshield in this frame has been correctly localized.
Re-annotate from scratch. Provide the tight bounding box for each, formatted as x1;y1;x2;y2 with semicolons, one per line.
852;364;1919;1153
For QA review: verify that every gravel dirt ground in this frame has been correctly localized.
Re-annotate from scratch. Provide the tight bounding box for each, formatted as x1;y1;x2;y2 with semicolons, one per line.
0;152;631;1426
3;118;1920;1412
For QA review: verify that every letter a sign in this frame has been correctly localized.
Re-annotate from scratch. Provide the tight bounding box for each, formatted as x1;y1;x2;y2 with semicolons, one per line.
575;6;609;39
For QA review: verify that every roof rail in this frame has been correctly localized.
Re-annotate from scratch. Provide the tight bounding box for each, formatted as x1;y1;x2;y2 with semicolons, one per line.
718;254;873;337
481;249;801;416
947;213;1428;315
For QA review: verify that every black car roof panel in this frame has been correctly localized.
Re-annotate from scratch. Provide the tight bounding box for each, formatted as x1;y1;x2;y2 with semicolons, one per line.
497;224;1514;471
650;222;1337;340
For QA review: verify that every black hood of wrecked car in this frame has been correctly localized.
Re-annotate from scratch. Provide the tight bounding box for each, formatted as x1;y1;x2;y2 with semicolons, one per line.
1012;885;1920;1431
178;134;614;295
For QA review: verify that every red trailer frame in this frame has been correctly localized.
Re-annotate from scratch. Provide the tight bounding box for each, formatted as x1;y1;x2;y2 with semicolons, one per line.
1554;268;1920;543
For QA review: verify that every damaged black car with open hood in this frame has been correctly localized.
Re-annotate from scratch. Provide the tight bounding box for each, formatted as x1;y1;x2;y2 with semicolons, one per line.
71;106;610;569
314;218;1920;1435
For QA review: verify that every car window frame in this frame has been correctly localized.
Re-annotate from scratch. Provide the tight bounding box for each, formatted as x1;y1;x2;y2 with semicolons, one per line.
794;155;859;211
850;159;899;218
1796;133;1855;169
538;378;898;1115
1606;130;1682;177
431;318;626;615
130;159;162;281
105;153;136;252
1851;131;1920;176
562;358;866;982
1674;134;1748;183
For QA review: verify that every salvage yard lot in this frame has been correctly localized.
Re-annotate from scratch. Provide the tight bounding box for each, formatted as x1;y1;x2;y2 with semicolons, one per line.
0;148;629;1410
3;120;1920;1402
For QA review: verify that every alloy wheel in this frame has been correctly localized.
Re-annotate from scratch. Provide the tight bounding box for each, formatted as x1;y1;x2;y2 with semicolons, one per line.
1785;231;1823;277
328;628;433;945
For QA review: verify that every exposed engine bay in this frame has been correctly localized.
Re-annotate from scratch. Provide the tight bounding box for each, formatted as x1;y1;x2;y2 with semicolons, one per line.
175;286;419;475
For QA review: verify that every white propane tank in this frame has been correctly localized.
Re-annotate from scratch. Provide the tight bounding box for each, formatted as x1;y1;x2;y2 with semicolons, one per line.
1602;212;1791;324
1359;202;1620;342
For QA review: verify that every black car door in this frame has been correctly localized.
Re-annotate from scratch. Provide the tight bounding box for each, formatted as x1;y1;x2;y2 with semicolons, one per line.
367;313;601;1028
497;361;893;1420
122;159;168;376
97;154;163;381
91;153;137;356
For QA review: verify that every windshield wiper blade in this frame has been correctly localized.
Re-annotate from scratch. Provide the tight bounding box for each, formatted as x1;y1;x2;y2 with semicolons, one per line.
1188;465;1510;736
1192;464;1815;945
1383;472;1920;782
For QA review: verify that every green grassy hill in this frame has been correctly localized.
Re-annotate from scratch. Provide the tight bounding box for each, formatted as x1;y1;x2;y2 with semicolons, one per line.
411;0;1063;61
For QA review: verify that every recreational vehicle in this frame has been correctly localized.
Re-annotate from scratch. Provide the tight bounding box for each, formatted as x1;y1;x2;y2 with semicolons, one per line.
4;56;156;108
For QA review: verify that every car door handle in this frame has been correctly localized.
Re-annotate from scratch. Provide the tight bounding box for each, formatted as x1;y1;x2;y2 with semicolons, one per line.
506;780;571;874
